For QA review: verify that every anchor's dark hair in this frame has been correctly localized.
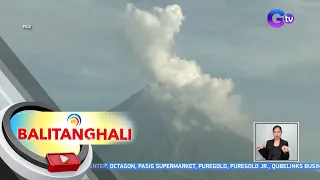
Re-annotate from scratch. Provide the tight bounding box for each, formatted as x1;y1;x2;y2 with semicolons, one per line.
273;125;282;133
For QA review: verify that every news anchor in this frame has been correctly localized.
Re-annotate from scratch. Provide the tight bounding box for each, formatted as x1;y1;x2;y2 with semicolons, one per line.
256;125;290;160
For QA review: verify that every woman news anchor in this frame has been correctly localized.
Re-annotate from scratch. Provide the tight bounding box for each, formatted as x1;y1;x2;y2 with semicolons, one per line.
256;125;290;160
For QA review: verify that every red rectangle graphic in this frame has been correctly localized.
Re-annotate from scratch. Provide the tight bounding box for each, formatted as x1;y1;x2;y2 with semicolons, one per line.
46;152;80;172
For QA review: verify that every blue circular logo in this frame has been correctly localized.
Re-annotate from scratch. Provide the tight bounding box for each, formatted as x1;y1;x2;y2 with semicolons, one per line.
267;9;294;28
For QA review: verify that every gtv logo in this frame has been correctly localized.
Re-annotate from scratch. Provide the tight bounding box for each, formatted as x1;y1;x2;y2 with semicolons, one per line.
267;9;294;28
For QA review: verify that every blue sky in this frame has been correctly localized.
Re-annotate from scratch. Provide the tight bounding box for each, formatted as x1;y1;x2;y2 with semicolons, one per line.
1;0;320;132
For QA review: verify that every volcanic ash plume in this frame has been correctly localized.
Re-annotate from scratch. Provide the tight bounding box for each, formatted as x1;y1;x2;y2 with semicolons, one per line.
124;4;250;134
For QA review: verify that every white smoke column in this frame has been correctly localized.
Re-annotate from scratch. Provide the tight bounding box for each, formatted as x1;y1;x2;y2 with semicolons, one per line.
124;4;250;134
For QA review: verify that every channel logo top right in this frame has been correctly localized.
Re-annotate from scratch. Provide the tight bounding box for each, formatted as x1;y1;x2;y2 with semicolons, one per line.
267;9;294;28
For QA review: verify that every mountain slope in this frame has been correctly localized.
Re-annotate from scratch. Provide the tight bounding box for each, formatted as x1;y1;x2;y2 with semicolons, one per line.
93;84;319;180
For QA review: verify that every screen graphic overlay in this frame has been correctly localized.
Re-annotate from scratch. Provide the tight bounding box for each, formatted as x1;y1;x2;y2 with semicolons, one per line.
10;111;80;157
1;102;90;170
10;111;134;157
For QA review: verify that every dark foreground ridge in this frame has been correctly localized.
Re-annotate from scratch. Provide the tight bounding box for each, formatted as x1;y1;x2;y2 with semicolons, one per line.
93;85;320;180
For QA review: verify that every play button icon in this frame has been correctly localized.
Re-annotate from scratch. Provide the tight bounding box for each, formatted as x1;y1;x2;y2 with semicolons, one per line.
60;155;69;163
46;152;81;172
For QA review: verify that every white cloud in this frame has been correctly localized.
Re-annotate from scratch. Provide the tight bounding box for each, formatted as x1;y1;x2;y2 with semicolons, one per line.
167;0;320;83
124;4;250;134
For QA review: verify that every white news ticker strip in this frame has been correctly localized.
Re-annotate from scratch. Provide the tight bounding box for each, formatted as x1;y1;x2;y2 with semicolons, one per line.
0;104;93;180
